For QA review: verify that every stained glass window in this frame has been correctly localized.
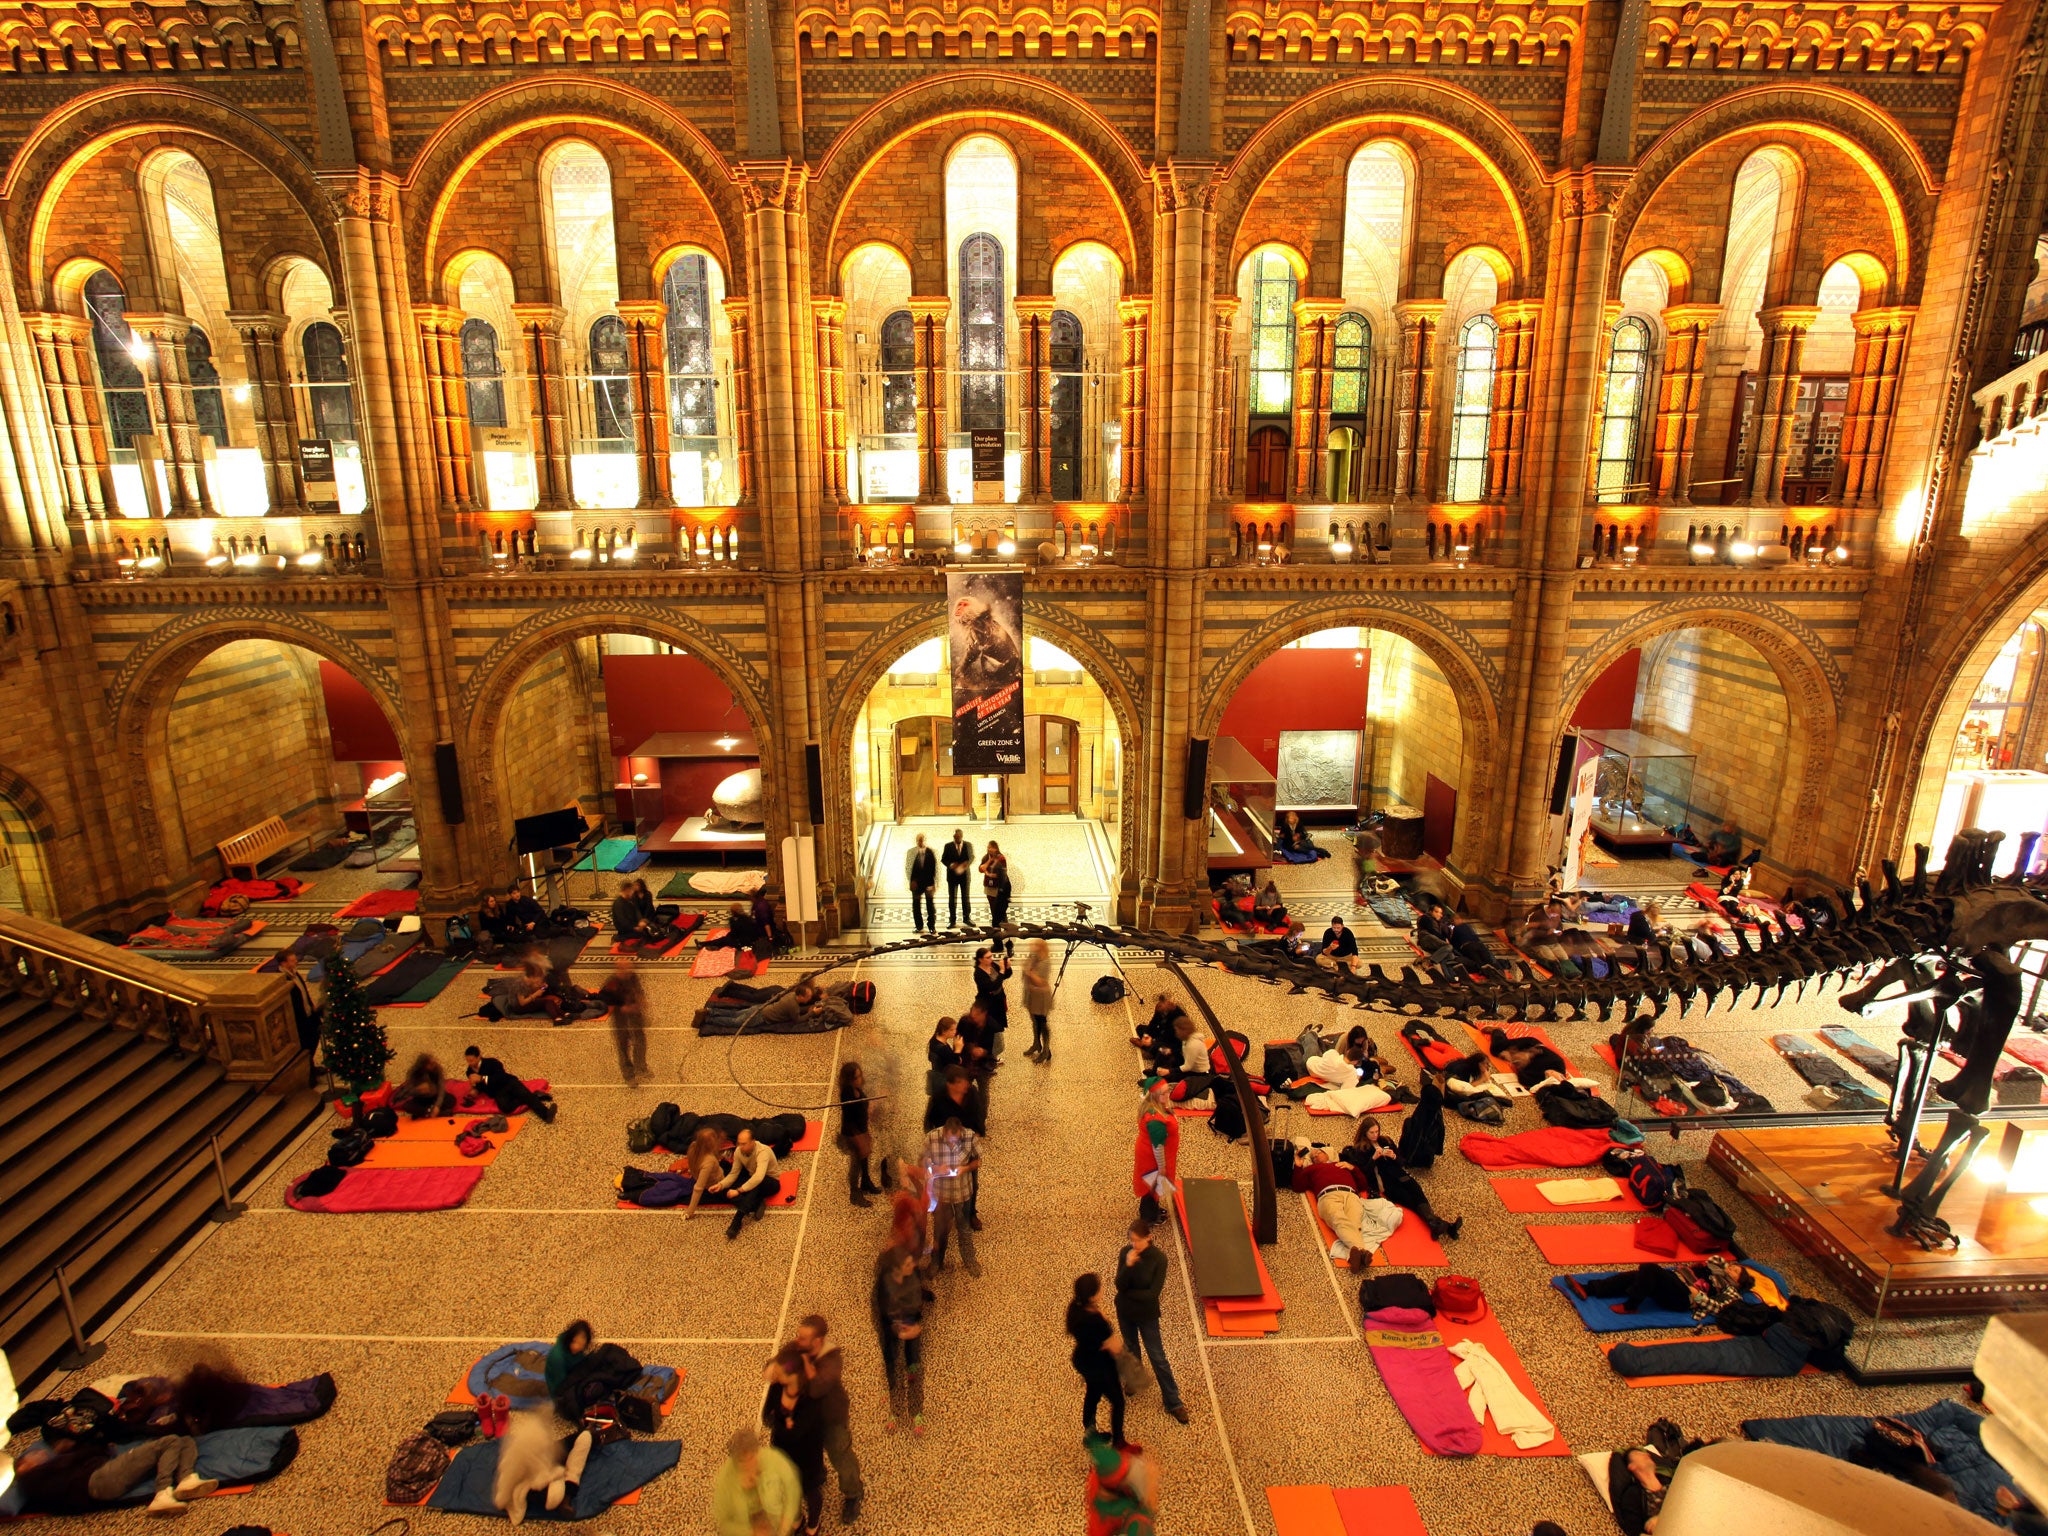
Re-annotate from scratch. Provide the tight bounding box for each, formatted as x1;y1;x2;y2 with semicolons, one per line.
958;232;1006;432
1594;317;1652;502
460;317;506;429
85;271;152;449
1249;249;1296;417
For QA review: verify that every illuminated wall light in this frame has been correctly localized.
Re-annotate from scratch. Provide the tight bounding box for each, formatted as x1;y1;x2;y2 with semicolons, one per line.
297;549;324;568
231;384;251;404
1729;540;1755;561
126;337;152;364
997;521;1017;558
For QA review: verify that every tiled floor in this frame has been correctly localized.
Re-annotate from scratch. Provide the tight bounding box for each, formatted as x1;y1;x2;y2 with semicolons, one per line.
7;943;1978;1535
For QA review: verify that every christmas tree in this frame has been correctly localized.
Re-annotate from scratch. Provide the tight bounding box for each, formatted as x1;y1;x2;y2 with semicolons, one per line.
319;951;392;1097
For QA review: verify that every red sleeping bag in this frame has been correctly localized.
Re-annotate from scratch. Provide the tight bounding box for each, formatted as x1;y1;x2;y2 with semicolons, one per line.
1458;1126;1615;1170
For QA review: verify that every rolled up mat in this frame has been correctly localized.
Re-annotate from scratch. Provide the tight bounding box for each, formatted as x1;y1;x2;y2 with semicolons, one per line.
1490;1176;1646;1214
1362;1306;1482;1455
1525;1222;1723;1265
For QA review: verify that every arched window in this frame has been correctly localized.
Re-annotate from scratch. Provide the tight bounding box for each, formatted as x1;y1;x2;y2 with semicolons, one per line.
1331;313;1371;418
84;272;151;449
1341;143;1412;317
958;232;1005;431
184;327;226;444
300;321;357;442
879;309;916;437
662;254;718;445
1249;249;1297;417
460;317;506;429
588;314;632;442
1049;309;1084;500
1445;314;1497;503
1594;316;1653;502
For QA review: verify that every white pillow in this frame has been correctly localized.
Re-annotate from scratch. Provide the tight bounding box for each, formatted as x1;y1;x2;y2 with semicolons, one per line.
1579;1450;1615;1510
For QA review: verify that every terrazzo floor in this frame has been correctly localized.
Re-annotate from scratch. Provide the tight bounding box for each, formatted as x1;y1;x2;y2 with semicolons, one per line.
7;940;1986;1536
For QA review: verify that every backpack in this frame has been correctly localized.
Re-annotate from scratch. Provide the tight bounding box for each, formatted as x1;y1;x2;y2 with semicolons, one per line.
1262;1041;1308;1086
1779;1296;1856;1364
1666;1188;1743;1257
1091;975;1126;1004
1359;1273;1435;1315
1451;1094;1505;1126
364;1107;399;1139
849;980;876;1014
627;1116;656;1154
1625;1159;1673;1210
1210;1087;1247;1142
385;1430;450;1504
328;1128;373;1167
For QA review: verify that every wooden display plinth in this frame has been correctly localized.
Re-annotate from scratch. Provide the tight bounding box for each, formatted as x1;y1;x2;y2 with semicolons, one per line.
1708;1125;2048;1316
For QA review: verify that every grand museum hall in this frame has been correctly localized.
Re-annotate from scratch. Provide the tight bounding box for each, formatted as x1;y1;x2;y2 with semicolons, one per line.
9;1;2048;1532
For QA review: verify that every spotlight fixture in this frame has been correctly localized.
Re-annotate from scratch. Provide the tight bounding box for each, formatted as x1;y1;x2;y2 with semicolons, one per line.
997;521;1016;559
570;528;593;561
953;524;972;558
205;538;229;570
715;733;739;751
232;548;260;568
231;384;251;404
616;532;638;561
1729;540;1755;561
1328;521;1353;558
297;549;324;568
1831;544;1850;562
126;337;152;364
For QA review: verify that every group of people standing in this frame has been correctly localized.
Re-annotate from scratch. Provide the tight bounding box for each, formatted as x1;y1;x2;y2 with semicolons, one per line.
713;1315;865;1536
902;830;1014;932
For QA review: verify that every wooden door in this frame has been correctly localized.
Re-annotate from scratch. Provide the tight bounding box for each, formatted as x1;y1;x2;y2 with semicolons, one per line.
932;719;974;816
1040;716;1077;813
894;719;935;818
1246;424;1290;498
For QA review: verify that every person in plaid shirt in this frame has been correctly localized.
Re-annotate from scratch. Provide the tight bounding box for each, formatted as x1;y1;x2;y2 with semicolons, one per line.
922;1117;982;1277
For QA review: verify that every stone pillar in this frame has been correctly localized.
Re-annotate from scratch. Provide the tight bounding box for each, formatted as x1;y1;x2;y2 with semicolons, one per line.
1838;306;1915;508
1209;296;1240;504
1487;299;1542;503
1119;296;1152;504
813;297;849;505
1649;303;1718;504
24;313;113;523
227;310;307;515
126;313;211;514
411;303;476;515
909;296;950;504
1743;305;1819;505
1291;298;1345;500
723;296;756;505
616;299;672;509
1392;300;1444;503
1014;296;1054;500
511;303;571;511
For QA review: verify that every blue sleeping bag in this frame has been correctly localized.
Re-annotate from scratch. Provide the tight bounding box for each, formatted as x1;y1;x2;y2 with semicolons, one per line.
1742;1398;2016;1526
427;1437;682;1519
1607;1324;1812;1378
1550;1264;1789;1333
116;1426;300;1500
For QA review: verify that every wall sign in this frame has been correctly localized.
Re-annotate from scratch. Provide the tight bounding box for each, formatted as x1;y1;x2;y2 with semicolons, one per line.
946;570;1024;773
299;439;339;507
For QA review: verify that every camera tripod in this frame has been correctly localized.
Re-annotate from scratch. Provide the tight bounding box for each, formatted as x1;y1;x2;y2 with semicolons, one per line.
1051;900;1129;1002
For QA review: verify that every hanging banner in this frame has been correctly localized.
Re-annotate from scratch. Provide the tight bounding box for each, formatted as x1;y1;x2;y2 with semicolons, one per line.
1560;754;1600;891
947;570;1025;773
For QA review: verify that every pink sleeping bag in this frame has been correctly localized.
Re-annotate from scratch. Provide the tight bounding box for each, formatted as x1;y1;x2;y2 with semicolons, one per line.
286;1165;484;1212
1363;1306;1482;1455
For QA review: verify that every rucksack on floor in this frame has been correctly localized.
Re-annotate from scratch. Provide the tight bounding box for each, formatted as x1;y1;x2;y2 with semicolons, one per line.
849;980;876;1013
1262;1041;1307;1086
1666;1188;1743;1257
1624;1159;1673;1210
627;1116;656;1154
385;1430;449;1505
1091;975;1126;1004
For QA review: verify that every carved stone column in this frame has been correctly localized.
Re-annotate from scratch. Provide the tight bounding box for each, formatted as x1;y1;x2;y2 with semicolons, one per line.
1744;304;1819;505
813;297;849;505
1392;299;1444;503
1649;303;1718;504
511;303;570;510
1013;296;1054;500
1118;296;1152;504
126;312;211;514
1209;296;1240;503
1487;299;1542;503
1290;298;1345;500
24;312;112;523
1838;305;1915;508
722;295;756;504
616;299;671;509
909;296;950;504
227;310;307;515
411;303;476;515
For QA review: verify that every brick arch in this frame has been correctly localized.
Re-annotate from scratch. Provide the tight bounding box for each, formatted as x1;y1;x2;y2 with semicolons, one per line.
1192;596;1502;876
807;72;1153;294
0;763;58;918
3;86;342;310
1211;78;1553;297
823;600;1145;900
1558;604;1841;882
400;76;746;299
1609;87;1935;305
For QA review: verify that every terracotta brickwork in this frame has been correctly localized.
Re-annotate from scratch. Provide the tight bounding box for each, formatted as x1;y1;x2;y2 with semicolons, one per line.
1633;627;1792;855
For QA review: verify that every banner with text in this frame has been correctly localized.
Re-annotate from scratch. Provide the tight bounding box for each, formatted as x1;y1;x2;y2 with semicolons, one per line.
947;570;1025;773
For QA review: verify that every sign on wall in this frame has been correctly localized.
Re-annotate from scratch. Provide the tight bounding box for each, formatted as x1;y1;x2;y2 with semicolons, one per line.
946;570;1025;773
299;439;339;508
970;429;1004;503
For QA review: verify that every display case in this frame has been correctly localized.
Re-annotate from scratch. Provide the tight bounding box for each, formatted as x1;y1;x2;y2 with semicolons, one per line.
1206;737;1276;874
1582;728;1697;846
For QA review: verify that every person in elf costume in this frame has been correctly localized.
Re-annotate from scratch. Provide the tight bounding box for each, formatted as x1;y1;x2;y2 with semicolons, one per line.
1085;1429;1157;1536
1133;1074;1180;1227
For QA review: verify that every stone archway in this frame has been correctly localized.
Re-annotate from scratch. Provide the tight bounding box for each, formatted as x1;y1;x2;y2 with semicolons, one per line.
0;764;59;918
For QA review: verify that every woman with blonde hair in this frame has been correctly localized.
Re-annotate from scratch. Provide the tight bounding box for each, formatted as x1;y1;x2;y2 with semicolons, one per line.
1021;937;1055;1063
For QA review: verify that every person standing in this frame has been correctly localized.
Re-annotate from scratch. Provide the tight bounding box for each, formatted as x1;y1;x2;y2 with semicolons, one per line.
762;1344;827;1536
980;841;1012;927
1020;937;1054;1063
793;1315;863;1524
1132;1076;1179;1228
597;956;649;1085
871;1245;926;1435
943;829;976;927
1065;1273;1135;1451
838;1061;880;1207
972;945;1012;1057
711;1426;803;1536
921;1114;982;1277
277;950;324;1089
1114;1219;1188;1424
905;833;939;934
923;1066;988;1229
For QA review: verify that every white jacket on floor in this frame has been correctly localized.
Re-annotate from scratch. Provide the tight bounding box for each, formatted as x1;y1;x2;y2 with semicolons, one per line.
1449;1339;1554;1449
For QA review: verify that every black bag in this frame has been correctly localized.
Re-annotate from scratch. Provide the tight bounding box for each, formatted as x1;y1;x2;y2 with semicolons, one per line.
296;1164;347;1199
1667;1187;1745;1258
1262;1041;1308;1086
385;1430;449;1505
1268;1137;1295;1194
1536;1081;1619;1128
849;980;876;1014
1450;1094;1506;1126
1779;1296;1856;1365
328;1128;373;1167
1997;1065;2045;1105
364;1107;400;1139
616;1388;659;1433
424;1408;478;1446
1091;975;1126;1004
1359;1272;1436;1315
1210;1087;1246;1141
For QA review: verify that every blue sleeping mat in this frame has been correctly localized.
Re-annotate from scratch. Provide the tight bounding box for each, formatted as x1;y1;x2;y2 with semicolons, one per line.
427;1437;682;1519
1742;1398;2014;1525
1548;1264;1788;1332
118;1426;300;1499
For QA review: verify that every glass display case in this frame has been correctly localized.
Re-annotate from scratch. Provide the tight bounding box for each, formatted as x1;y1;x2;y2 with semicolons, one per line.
1582;728;1697;846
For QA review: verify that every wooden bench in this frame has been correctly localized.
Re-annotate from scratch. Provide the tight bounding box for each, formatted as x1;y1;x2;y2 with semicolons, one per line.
217;817;309;881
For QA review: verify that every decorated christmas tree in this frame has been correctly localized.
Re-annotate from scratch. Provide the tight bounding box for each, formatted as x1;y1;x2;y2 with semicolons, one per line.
319;951;392;1098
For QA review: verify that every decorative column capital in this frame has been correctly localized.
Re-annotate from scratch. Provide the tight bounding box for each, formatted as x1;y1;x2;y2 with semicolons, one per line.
1491;298;1544;328
614;298;666;328
1118;296;1156;324
907;295;952;323
318;169;403;224
509;302;567;334
735;160;805;215
1659;303;1722;333
226;308;292;340
1291;297;1349;323
121;311;194;347
812;296;848;325
1757;304;1822;336
1011;294;1057;323
1852;305;1918;335
1210;295;1241;323
1156;160;1220;214
1393;299;1446;328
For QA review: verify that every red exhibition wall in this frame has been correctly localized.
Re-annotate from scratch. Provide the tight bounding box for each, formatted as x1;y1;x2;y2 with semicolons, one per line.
1570;648;1641;731
603;653;752;818
1216;647;1372;776
320;661;401;762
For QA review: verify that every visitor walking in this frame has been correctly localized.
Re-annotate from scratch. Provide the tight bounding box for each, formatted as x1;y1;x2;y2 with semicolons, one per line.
1113;1219;1189;1423
1133;1075;1179;1228
923;1066;987;1228
922;1115;982;1275
972;944;1012;1054
762;1344;826;1536
711;1426;803;1536
838;1061;880;1207
872;1245;926;1434
1021;937;1054;1062
905;833;938;934
980;840;1012;926
1066;1273;1135;1450
943;829;975;926
597;956;649;1085
792;1314;863;1524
